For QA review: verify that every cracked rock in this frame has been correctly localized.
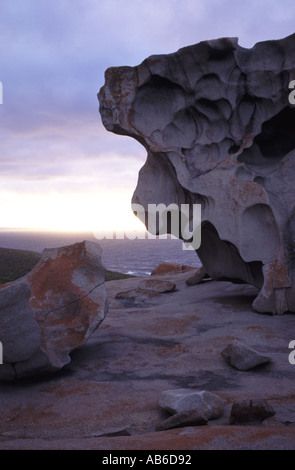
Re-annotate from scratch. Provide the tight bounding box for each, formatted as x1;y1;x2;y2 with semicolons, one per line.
0;241;108;381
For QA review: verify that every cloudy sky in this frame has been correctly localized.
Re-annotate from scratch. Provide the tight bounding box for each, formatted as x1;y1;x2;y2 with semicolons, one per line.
1;0;295;232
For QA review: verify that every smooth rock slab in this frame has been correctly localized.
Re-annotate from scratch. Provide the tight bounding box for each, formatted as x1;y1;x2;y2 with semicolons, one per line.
159;389;224;420
0;240;108;380
221;340;271;371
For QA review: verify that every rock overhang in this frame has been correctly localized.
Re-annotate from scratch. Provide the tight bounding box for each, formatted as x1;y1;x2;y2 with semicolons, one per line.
98;33;295;314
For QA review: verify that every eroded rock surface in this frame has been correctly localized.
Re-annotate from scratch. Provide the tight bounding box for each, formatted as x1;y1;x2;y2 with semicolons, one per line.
98;34;295;315
0;241;108;380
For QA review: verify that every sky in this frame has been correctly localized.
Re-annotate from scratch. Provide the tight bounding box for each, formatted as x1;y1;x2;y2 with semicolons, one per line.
1;0;295;232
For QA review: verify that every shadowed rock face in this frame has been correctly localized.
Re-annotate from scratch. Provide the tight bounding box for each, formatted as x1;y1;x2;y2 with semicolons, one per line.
98;34;295;315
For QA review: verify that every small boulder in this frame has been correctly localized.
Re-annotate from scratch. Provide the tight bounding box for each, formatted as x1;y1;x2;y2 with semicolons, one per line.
221;340;271;371
159;389;224;420
230;399;276;424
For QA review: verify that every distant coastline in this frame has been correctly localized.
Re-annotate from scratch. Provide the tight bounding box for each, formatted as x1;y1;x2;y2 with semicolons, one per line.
0;229;201;277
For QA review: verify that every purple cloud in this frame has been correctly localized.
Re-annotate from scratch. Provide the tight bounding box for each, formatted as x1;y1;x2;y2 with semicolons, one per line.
0;0;294;228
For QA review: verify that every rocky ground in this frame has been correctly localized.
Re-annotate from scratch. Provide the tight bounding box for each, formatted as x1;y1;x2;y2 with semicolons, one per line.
0;269;294;450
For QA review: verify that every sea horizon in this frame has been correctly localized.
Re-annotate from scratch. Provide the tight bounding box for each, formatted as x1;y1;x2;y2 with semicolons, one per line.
0;228;202;276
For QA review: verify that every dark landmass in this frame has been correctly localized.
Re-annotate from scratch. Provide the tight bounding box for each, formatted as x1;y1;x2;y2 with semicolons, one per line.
105;270;135;281
0;247;135;284
0;247;41;284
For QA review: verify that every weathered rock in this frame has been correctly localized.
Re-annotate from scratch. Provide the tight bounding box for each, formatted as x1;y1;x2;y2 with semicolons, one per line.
156;410;208;431
221;340;271;371
151;263;194;275
138;279;176;293
98;33;295;315
159;389;224;420
0;241;108;380
230;399;276;424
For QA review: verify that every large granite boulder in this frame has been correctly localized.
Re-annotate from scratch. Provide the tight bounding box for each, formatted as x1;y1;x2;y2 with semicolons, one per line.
98;33;295;314
0;241;108;380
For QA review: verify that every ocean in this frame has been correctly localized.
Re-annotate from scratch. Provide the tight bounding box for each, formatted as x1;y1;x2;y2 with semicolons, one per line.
0;229;201;276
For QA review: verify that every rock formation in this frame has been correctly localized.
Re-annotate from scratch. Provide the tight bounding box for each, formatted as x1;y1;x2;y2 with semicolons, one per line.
98;33;295;315
0;241;108;380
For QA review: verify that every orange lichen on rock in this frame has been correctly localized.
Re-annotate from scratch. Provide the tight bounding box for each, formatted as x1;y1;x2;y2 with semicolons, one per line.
0;241;108;380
